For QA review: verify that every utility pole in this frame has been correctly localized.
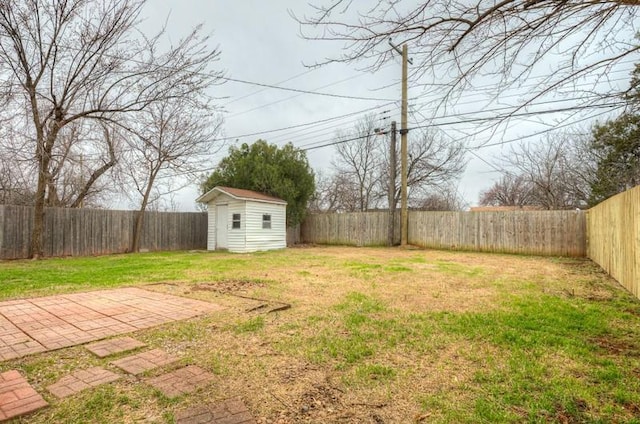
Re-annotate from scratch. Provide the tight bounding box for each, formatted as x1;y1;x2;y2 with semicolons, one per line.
399;44;410;246
389;39;411;246
388;120;397;246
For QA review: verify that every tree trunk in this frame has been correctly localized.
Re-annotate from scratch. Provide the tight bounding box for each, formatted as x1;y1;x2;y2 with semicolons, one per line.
31;167;48;260
31;132;57;259
131;172;158;253
131;206;145;253
70;159;116;208
71;127;118;208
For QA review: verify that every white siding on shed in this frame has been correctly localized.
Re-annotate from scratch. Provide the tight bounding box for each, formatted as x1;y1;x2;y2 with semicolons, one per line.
206;193;246;251
199;186;287;253
207;203;216;250
240;201;286;252
226;199;247;252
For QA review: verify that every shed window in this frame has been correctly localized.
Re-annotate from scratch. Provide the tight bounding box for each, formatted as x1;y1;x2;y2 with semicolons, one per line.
232;213;241;229
262;214;272;229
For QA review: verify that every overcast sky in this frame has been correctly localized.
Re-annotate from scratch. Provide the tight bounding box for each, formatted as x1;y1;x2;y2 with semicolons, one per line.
141;0;634;211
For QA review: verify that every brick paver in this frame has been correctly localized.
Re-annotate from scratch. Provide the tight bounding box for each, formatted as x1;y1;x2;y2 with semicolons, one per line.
0;313;47;361
0;314;46;361
111;349;178;375
175;398;255;424
85;337;146;358
0;370;47;421
147;365;213;398
0;288;222;360
46;367;120;398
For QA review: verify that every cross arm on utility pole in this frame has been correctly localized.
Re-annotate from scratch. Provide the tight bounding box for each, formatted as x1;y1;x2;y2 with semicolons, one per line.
389;38;413;65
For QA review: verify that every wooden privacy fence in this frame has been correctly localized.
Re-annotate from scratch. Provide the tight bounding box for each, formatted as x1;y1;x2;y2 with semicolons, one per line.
0;205;207;259
301;210;587;257
286;224;301;246
301;212;400;246
587;186;640;298
409;210;586;257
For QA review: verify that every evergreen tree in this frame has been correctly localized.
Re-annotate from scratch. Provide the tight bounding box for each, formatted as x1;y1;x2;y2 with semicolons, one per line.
202;140;315;226
589;114;640;205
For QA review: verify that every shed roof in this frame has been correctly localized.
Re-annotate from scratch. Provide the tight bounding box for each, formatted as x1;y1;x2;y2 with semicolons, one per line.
196;186;287;205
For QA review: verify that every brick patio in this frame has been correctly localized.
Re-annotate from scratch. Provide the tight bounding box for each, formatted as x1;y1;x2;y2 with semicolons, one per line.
111;348;179;375
175;398;256;424
0;370;47;421
47;367;120;398
85;336;146;358
0;288;222;360
147;365;214;398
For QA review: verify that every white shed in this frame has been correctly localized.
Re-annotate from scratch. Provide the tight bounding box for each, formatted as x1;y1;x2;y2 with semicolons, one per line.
196;186;287;253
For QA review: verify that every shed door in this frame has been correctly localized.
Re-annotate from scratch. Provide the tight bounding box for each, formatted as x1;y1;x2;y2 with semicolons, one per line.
216;204;228;249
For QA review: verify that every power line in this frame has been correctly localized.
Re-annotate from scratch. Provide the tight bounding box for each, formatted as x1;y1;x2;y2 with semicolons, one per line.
218;102;395;142
273;107;400;146
470;108;615;150
411;58;638;99
225;63;397;119
0;32;394;114
222;68;319;107
77;95;623;160
222;68;317;107
409;77;630;114
222;76;396;102
152;102;621;181
278;94;615;148
302;101;625;151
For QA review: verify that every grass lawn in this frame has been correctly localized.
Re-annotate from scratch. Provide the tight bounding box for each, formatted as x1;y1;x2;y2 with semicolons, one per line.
1;246;639;423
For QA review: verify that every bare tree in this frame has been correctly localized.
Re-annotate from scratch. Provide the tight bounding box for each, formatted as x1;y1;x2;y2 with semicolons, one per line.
331;173;364;212
0;159;33;206
417;185;468;211
124;97;223;252
479;174;534;207
34;121;121;208
379;128;467;210
401;129;467;209
328;120;466;212
295;1;638;109
308;170;341;212
332;115;384;211
0;0;222;258
0;123;37;205
498;133;594;209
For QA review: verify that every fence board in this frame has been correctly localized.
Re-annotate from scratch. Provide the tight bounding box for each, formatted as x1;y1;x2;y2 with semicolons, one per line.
0;206;207;259
587;186;640;298
301;210;586;257
408;210;586;256
286;224;301;246
301;212;400;247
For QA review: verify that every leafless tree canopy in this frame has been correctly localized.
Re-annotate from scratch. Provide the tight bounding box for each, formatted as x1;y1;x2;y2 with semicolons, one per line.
316;115;466;212
309;171;361;213
0;0;223;257
484;133;595;209
403;129;467;207
331;115;384;211
417;185;467;211
296;1;639;106
479;174;534;207
124;97;223;252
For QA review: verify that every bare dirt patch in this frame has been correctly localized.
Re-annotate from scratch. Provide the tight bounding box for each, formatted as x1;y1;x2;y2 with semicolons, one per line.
190;282;291;314
592;336;640;356
193;280;267;295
